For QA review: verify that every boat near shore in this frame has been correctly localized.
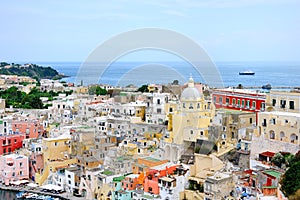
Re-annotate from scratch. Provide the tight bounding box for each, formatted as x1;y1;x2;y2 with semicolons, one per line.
239;70;255;75
16;191;57;199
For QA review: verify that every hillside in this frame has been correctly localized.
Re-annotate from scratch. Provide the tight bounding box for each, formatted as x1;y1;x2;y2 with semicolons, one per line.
0;62;66;80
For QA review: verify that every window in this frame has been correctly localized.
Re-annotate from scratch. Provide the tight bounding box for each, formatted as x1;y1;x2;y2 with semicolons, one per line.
169;108;173;112
271;118;276;124
280;100;286;108
200;131;204;135
226;98;230;105
190;130;193;135
157;99;161;104
189;103;193;109
20;162;23;167
280;132;285;141
183;103;186;108
262;119;267;127
55;142;58;146
213;96;216;103
290;101;295;110
252;101;256;109
269;131;275;139
197;103;200;109
237;99;241;107
261;102;265;111
232;99;236;106
290;134;298;143
219;97;223;104
250;118;253;124
20;171;23;175
246;100;250;108
242;99;245;107
272;99;276;106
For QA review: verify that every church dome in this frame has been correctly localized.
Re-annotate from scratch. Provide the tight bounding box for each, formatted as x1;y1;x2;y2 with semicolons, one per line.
180;75;202;100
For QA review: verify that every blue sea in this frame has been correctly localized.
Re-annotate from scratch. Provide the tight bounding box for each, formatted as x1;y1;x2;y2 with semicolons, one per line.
25;61;300;88
0;189;17;200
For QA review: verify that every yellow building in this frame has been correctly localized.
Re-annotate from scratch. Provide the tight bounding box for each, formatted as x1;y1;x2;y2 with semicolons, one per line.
135;106;146;122
35;135;77;186
163;76;215;162
76;86;89;94
213;110;256;155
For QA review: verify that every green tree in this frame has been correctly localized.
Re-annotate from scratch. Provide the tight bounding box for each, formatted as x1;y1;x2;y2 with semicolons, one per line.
271;153;285;168
284;153;295;167
95;86;107;95
88;85;107;96
138;84;149;92
281;161;300;197
237;83;243;89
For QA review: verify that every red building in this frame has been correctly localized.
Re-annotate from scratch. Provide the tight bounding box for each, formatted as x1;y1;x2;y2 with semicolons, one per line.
212;88;266;112
0;134;23;155
12;120;44;139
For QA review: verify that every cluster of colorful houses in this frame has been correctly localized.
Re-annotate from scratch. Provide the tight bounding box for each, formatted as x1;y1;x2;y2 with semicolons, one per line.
0;74;300;200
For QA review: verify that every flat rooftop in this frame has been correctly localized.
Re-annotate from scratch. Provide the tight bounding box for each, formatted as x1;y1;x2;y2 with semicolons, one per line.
262;111;300;118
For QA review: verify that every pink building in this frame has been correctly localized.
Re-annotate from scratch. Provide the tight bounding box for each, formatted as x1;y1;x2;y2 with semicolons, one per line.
12;120;45;139
0;154;29;185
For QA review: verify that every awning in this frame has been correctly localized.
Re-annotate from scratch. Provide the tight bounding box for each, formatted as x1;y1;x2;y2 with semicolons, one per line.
11;180;29;185
27;183;38;187
40;184;64;191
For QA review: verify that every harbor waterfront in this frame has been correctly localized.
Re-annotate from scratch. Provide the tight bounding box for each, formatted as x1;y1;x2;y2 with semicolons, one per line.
0;184;84;200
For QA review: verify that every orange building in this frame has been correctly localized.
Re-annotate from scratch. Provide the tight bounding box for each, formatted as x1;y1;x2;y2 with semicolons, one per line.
144;164;179;195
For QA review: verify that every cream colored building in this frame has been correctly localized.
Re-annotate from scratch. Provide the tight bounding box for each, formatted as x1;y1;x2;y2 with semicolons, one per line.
204;172;234;200
250;90;300;159
251;111;300;159
266;91;300;113
180;154;225;200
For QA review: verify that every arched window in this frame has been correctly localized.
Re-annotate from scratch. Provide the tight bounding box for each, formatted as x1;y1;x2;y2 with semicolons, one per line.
189;103;193;109
269;130;275;139
290;133;298;143
280;131;285;141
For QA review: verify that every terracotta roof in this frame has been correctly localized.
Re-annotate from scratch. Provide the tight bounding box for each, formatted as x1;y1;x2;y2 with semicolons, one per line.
259;151;275;157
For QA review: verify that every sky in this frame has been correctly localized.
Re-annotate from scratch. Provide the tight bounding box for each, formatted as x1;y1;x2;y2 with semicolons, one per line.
0;0;300;62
